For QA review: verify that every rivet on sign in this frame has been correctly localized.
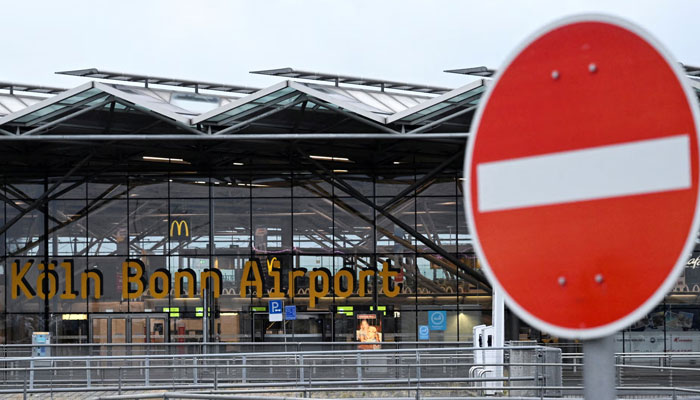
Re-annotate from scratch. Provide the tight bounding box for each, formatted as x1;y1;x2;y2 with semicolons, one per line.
551;70;560;80
595;273;604;284
558;276;566;286
589;63;597;73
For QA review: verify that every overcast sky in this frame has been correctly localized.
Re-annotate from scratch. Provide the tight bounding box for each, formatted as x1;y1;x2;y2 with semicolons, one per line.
3;0;699;90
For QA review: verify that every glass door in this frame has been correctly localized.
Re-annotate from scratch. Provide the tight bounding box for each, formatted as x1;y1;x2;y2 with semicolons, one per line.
90;313;169;347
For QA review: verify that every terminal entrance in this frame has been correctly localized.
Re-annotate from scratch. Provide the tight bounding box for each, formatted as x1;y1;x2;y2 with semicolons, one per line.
89;313;168;344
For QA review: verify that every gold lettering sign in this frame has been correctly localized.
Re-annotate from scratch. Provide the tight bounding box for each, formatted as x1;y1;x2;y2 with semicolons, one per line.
8;258;220;300
239;260;401;304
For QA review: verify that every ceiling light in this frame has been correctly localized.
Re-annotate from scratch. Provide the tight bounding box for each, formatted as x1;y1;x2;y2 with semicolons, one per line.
237;183;269;188
309;155;352;163
333;169;348;173
233;162;244;166
142;156;190;165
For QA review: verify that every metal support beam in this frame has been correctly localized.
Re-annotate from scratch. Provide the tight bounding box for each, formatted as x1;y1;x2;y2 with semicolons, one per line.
216;91;302;126
308;179;479;289
121;101;207;136
379;151;462;212
408;105;477;134
0;132;470;141
322;103;401;134
296;146;490;289
21;97;115;136
0;152;94;236
213;97;308;135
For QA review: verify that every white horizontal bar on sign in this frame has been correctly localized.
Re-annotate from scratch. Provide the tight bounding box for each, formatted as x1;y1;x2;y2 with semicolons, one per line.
477;134;692;213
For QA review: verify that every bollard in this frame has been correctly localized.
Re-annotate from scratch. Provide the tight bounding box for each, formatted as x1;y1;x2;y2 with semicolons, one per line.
356;353;362;381
214;365;218;390
118;367;122;395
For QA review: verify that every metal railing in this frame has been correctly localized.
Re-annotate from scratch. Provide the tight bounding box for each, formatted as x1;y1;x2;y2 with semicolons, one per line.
0;341;473;358
0;343;699;399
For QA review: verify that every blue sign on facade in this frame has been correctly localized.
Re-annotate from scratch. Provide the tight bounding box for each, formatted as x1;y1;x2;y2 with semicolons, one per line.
285;305;297;320
428;310;447;331
269;299;283;321
419;325;430;340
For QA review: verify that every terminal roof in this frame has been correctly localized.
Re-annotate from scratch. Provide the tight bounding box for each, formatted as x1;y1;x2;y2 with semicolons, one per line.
251;67;453;94
57;68;261;94
0;82;66;94
444;66;495;78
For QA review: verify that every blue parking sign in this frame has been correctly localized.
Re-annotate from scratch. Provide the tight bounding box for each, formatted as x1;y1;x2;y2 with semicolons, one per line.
269;299;283;321
428;310;446;331
285;305;297;320
419;325;430;340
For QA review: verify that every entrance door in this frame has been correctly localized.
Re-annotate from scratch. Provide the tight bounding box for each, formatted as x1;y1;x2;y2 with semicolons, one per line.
89;313;169;345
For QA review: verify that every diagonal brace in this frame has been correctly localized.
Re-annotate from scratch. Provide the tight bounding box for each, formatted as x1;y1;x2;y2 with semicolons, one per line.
0;152;94;236
296;145;490;290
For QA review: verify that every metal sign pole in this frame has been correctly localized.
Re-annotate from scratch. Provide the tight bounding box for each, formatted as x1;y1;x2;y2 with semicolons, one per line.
583;335;616;400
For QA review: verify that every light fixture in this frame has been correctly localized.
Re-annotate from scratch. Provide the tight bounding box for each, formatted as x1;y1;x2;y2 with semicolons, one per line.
309;155;352;163
62;314;87;320
142;156;190;165
233;162;244;166
333;169;348;173
237;183;269;187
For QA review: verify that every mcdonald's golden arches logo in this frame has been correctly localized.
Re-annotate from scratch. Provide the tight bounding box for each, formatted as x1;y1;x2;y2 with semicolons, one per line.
170;219;190;238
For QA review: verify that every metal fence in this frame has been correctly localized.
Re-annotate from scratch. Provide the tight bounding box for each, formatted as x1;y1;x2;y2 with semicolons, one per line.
0;342;699;399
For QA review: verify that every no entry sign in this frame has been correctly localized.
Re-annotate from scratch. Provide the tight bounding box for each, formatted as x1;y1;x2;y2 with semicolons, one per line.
465;15;700;339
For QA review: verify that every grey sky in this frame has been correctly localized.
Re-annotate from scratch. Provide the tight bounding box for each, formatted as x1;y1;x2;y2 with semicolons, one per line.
3;0;699;90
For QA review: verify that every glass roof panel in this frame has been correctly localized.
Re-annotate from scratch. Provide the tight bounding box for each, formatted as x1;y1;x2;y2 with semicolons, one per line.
170;92;222;114
22;98;43;107
206;103;258;123
111;85;196;116
344;90;392;114
60;88;103;105
200;87;297;124
255;87;295;104
400;102;451;121
394;96;420;108
306;85;387;114
8;86;111;125
389;83;486;124
370;92;410;113
13;104;68;123
0;95;30;113
447;86;485;103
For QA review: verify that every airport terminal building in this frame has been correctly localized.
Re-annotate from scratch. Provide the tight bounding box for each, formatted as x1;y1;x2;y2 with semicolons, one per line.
0;66;698;350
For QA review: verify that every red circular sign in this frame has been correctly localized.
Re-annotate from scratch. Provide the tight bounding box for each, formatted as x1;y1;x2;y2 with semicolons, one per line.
465;15;700;339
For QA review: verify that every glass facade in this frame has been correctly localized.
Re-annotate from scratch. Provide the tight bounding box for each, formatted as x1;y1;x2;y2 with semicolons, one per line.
0;166;492;344
1;160;699;348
